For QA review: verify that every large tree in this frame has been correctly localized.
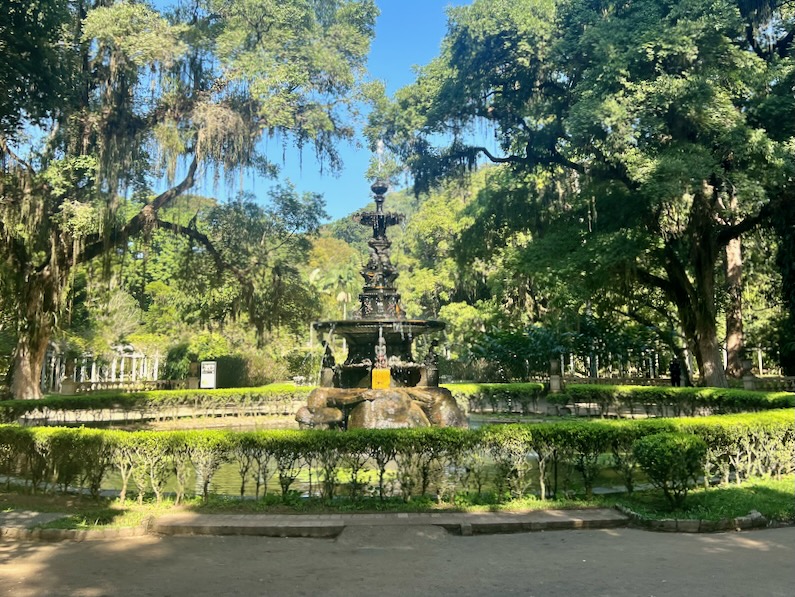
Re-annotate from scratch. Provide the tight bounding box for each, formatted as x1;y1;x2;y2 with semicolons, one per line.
371;0;794;386
0;0;377;398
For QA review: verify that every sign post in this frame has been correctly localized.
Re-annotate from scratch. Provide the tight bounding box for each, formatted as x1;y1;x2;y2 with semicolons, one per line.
200;361;217;389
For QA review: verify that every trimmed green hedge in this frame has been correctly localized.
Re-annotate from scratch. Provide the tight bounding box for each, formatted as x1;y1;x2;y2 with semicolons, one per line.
557;384;795;417
1;410;791;505
444;382;545;414
633;432;708;508
2;383;788;423
0;384;312;424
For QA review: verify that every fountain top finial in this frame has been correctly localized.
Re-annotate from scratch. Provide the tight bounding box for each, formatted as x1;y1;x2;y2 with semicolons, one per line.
371;179;388;193
371;179;388;197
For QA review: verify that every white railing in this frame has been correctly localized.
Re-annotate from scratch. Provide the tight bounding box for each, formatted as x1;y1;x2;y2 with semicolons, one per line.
67;379;187;393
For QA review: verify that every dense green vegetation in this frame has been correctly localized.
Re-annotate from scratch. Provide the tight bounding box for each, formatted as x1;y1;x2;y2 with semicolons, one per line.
0;0;378;398
1;410;791;509
371;0;795;386
1;1;793;399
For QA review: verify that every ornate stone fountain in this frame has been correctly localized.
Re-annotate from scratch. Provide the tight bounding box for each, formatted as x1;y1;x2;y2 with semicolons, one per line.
295;181;467;429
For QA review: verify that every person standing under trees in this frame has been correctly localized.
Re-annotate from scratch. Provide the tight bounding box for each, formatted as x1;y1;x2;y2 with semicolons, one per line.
669;359;682;387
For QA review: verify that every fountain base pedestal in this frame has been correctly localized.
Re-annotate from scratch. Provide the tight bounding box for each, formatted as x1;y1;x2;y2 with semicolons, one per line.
296;386;466;430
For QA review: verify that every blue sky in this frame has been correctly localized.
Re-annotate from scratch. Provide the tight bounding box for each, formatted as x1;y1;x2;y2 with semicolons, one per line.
182;0;472;221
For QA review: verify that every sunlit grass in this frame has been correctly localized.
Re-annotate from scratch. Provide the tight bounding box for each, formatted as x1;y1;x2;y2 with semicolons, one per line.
602;475;795;521
3;474;792;530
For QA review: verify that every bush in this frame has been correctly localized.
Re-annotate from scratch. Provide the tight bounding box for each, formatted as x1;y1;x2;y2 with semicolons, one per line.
563;385;794;417
444;382;545;414
633;432;707;509
0;409;791;506
0;384;312;424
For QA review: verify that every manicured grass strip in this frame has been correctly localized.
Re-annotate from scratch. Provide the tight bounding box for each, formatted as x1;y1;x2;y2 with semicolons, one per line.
608;475;795;522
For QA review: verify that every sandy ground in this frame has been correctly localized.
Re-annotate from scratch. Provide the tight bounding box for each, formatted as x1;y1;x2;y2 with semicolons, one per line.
1;526;793;596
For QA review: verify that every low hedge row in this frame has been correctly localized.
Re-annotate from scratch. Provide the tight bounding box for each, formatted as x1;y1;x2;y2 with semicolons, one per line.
0;384;312;424
0;383;547;423
443;383;546;414
1;409;791;505
2;383;789;423
555;385;795;417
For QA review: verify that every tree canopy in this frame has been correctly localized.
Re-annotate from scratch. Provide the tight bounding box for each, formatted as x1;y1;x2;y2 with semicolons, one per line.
370;0;795;386
0;0;377;398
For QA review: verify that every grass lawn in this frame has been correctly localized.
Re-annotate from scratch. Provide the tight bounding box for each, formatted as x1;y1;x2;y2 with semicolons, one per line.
1;474;792;530
604;475;795;522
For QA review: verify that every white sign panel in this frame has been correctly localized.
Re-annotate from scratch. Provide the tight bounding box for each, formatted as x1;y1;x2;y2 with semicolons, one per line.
200;361;217;389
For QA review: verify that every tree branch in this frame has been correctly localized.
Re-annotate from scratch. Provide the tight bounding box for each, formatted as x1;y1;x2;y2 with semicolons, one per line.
472;145;585;174
77;155;200;265
716;200;775;246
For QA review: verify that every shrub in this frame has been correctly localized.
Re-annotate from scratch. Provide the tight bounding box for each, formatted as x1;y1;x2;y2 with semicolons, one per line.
481;425;534;499
0;409;790;506
633;432;707;509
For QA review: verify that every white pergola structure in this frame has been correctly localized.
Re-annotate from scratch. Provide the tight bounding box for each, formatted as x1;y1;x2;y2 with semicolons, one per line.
40;344;163;393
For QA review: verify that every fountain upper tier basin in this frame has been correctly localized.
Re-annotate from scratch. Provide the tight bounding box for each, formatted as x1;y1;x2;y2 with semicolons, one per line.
314;319;443;361
314;319;444;339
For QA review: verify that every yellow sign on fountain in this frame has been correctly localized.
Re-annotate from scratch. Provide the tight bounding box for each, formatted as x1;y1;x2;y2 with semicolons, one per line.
371;368;391;389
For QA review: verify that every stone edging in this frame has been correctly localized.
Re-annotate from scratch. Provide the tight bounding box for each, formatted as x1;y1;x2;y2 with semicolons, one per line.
0;517;153;542
614;505;774;533
2;508;788;542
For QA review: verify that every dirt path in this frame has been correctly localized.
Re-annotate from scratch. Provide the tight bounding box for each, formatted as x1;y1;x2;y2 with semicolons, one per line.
1;526;793;596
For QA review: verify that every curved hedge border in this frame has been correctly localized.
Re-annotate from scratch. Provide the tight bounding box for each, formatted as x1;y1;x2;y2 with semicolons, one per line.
0;384;312;424
443;382;546;414
2;382;790;425
556;385;795;417
1;410;791;506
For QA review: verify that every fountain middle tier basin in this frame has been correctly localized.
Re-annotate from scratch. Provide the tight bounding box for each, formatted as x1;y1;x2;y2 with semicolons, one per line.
314;319;444;363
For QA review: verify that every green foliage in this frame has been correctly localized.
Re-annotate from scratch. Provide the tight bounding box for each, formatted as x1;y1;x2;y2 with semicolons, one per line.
633;433;708;509
0;0;378;399
372;0;795;386
444;382;545;414
611;475;795;523
0;0;75;134
0;409;791;506
482;424;534;499
0;384;311;423
559;385;795;417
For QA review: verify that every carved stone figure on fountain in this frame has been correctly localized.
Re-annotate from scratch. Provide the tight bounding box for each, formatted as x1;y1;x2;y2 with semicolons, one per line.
374;335;388;370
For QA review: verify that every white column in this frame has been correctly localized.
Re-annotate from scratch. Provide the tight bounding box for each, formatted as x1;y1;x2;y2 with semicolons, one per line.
131;357;138;381
91;360;98;383
111;358;117;381
757;348;764;375
40;350;49;390
153;355;160;380
49;354;58;391
120;357;126;381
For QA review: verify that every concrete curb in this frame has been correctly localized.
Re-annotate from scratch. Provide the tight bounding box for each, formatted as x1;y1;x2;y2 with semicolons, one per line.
0;524;150;542
151;508;629;539
615;505;773;533
3;506;786;542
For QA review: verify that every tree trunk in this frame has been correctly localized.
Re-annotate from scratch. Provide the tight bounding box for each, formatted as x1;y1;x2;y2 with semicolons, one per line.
773;193;795;374
6;266;61;400
658;186;728;387
8;332;49;400
694;316;728;388
724;236;744;378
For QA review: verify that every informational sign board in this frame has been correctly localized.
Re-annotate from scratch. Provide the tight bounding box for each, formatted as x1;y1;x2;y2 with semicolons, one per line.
200;361;217;389
371;368;391;389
